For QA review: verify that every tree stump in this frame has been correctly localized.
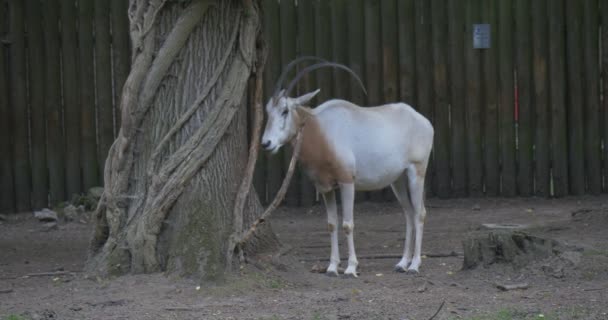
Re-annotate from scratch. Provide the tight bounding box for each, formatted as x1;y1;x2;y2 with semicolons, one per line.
462;229;562;270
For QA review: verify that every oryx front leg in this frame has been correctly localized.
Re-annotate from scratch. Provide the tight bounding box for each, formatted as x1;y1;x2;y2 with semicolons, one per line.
340;183;358;278
406;164;428;273
322;190;340;277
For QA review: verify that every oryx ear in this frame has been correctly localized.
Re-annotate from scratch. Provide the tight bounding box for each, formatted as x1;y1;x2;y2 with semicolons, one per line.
294;89;320;106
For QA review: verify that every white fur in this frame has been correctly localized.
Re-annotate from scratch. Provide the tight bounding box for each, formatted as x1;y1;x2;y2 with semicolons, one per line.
262;91;434;276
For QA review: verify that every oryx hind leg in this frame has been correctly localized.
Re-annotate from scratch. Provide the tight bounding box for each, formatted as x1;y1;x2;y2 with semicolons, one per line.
405;161;428;273
390;173;415;273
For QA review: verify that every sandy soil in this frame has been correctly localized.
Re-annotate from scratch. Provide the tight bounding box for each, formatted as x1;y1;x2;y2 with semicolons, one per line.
1;196;607;320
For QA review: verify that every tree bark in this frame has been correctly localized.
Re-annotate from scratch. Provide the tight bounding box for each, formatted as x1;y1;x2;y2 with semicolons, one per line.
86;0;277;281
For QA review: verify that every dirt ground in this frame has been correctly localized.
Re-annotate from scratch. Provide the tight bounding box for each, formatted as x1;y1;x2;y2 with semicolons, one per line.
1;196;608;320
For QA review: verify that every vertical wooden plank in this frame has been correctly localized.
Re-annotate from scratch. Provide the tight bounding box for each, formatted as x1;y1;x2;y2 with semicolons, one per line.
602;0;608;193
381;0;399;104
414;0;434;196
346;0;367;202
262;0;282;203
464;0;483;196
26;0;48;209
497;0;516;197
481;0;499;196
397;0;416;105
43;0;65;204
514;0;533;196
95;0;114;184
79;0;99;191
110;0;130;136
61;0;81;198
279;0;298;206
314;0;333;97
0;0;15;213
565;0;586;195
447;0;467;197
297;0;316;206
363;0;384;201
582;0;601;194
531;0;550;196
431;0;450;198
330;0;349;100
346;0;366;106
547;0;569;196
9;0;32;211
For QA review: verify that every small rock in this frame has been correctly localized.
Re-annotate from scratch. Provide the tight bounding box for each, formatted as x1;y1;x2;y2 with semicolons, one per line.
41;222;58;232
496;282;529;291
88;187;104;201
63;204;85;222
0;214;7;221
34;208;58;222
417;282;427;293
472;204;481;211
560;251;582;266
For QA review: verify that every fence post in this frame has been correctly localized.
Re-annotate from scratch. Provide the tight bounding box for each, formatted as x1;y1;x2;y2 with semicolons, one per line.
0;0;15;213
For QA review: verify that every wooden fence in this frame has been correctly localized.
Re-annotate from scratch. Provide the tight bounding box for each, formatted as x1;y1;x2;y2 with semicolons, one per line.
255;0;608;205
1;0;607;214
0;0;130;213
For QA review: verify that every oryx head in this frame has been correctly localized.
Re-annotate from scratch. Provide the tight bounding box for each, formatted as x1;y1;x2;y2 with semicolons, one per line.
261;57;366;154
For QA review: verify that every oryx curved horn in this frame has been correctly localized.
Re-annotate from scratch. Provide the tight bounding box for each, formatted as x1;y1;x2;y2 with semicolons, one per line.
285;62;368;98
272;56;328;101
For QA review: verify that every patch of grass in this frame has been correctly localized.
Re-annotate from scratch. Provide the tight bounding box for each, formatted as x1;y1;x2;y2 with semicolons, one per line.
310;312;329;320
451;308;555;320
4;315;28;320
582;249;608;257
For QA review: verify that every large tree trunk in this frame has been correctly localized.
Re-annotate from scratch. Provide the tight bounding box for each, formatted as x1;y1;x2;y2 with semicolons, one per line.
86;0;277;280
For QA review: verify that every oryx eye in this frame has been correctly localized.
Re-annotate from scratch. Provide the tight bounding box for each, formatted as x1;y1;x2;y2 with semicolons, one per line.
281;109;288;117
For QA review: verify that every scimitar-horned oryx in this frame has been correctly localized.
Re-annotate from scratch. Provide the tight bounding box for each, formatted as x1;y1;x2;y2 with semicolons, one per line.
261;57;434;277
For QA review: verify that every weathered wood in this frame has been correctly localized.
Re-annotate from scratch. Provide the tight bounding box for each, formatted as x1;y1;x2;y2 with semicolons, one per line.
363;0;384;201
481;0;499;196
331;0;349;100
463;230;561;269
414;0;435;197
110;0;130;136
42;0;65;205
548;0;569;196
431;0;450;198
346;0;365;107
10;0;32;211
380;0;398;104
279;0;299;206
514;0;533;196
297;0;316;206
61;0;82;197
602;0;608;193
497;0;516;197
397;0;416;104
565;0;586;195
79;0;99;190
26;0;48;209
582;0;601;194
0;0;15;213
447;0;466;197
464;0;483;196
262;0;282;203
95;0;114;183
531;0;550;197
